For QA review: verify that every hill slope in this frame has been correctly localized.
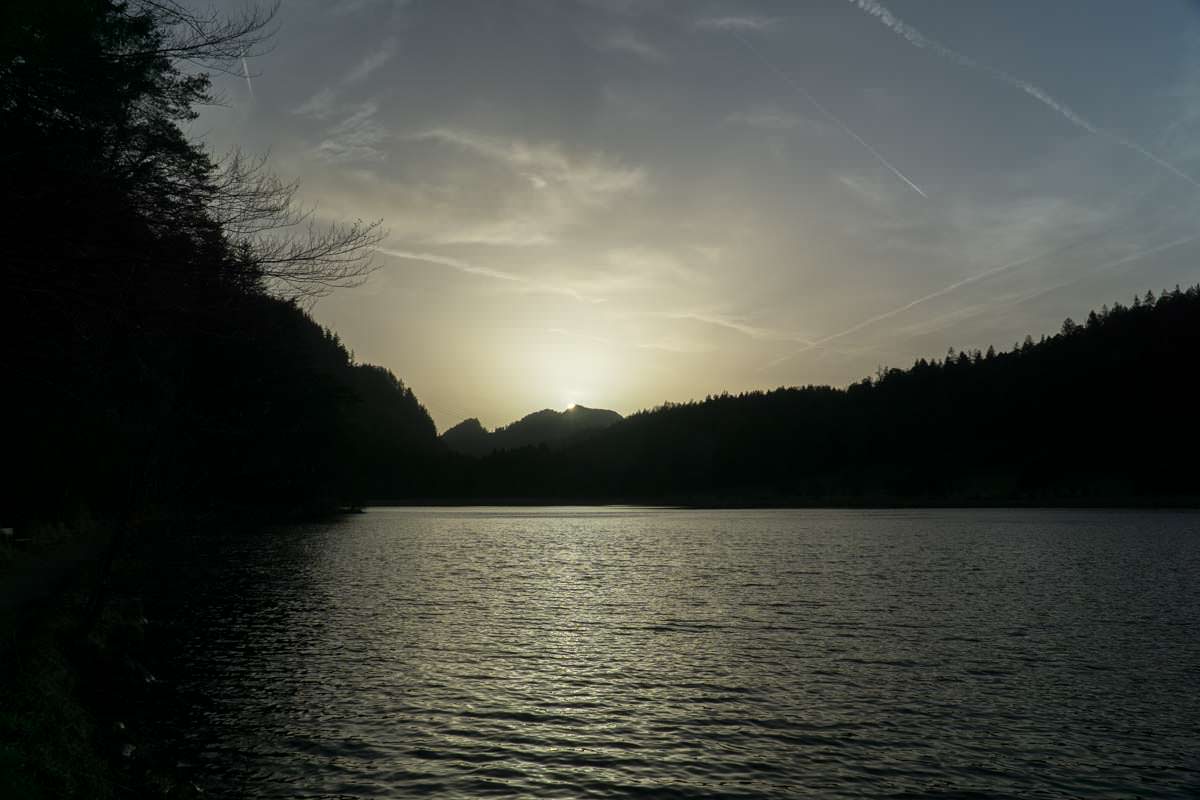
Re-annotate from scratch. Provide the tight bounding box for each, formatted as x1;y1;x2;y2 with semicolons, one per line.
462;287;1200;505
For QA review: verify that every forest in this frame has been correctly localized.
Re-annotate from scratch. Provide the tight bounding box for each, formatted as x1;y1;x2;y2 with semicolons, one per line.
3;3;1198;795
459;286;1200;505
4;1;1199;539
2;0;445;530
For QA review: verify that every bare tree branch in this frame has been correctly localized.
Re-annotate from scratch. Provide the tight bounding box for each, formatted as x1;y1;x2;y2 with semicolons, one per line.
126;0;281;76
212;150;386;301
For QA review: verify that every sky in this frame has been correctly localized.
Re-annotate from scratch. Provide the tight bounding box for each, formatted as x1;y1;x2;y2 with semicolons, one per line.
194;0;1200;431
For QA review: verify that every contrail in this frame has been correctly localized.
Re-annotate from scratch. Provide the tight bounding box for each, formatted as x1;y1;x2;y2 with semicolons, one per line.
375;247;599;302
768;228;1200;370
764;229;1107;369
375;247;523;282
847;0;1200;190
730;30;927;198
241;49;255;98
1010;232;1200;307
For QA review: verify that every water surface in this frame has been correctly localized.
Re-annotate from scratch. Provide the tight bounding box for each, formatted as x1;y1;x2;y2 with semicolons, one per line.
153;508;1200;798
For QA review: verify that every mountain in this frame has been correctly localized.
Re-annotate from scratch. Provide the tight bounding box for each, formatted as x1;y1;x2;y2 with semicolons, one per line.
442;405;622;456
463;286;1200;505
441;418;493;457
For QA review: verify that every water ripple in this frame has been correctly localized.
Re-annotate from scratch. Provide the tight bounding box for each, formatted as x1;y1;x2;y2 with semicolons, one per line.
149;508;1200;798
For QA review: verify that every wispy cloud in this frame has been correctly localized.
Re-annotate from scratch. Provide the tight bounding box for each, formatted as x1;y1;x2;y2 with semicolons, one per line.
292;35;399;120
377;247;600;302
1010;232;1200;307
346;37;398;83
725;107;828;134
606;247;707;286
764;230;1102;369
376;248;523;281
425;221;556;248
404;127;646;247
600;31;666;63
721;27;927;197
835;173;894;207
314;101;389;162
292;88;337;119
876;232;1200;345
847;0;1200;190
694;16;776;33
668;311;814;344
412;128;645;201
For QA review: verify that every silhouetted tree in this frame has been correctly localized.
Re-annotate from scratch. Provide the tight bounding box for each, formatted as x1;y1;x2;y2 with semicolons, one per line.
2;0;429;526
457;287;1200;505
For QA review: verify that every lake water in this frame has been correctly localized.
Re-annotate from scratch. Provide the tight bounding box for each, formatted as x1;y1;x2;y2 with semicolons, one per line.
152;508;1200;798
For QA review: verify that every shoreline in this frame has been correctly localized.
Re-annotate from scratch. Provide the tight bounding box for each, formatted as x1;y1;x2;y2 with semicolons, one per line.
360;496;1200;510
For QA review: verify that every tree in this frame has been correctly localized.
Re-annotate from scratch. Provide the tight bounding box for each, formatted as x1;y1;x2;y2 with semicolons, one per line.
1;0;381;307
1;0;397;523
211;151;383;301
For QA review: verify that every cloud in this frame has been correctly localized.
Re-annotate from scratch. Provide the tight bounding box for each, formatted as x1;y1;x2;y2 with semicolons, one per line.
346;37;398;83
426;221;556;248
725;108;828;134
761;189;1161;370
412;128;645;201
376;247;522;281
291;36;398;120
667;311;813;344
846;0;1200;190
605;247;707;286
599;31;666;63
694;16;776;33
721;22;927;197
835;173;894;207
314;101;389;162
1008;232;1200;308
377;247;600;302
402;127;646;246
292;88;337;119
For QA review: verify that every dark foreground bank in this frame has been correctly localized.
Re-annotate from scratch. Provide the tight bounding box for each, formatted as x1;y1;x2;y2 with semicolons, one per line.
1;514;344;799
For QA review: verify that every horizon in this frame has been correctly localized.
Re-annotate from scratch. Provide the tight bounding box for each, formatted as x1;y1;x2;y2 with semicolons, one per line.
8;4;1200;794
195;0;1200;429
434;287;1169;434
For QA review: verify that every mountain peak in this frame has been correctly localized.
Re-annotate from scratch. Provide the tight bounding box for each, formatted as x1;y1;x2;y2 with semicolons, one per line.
442;405;621;456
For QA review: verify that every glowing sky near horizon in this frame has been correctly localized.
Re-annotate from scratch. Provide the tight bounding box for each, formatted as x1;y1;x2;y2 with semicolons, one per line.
195;0;1200;430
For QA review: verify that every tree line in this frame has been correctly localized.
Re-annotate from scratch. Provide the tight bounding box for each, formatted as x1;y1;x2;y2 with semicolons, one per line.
457;285;1200;505
2;0;444;527
4;1;1198;532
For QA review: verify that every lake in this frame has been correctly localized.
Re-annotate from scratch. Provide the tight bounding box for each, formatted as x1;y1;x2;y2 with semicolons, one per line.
149;508;1200;798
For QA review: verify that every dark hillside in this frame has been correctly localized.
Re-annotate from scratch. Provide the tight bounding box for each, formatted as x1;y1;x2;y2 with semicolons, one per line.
464;287;1200;505
1;0;442;525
